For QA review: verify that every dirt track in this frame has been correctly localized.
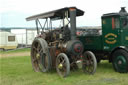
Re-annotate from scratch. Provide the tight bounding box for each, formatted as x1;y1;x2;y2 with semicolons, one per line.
0;52;30;58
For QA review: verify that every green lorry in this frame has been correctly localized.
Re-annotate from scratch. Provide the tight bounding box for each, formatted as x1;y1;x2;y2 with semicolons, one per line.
78;7;128;73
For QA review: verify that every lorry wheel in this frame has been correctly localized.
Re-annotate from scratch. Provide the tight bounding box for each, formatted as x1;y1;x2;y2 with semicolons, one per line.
56;53;70;78
31;38;51;72
112;49;128;73
82;51;97;74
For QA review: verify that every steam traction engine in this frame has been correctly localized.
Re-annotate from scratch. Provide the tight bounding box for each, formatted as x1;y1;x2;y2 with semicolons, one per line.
26;7;97;77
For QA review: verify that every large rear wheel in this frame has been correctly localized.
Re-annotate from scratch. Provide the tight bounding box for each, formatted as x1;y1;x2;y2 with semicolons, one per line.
31;38;51;72
56;53;70;78
82;51;97;74
112;49;128;73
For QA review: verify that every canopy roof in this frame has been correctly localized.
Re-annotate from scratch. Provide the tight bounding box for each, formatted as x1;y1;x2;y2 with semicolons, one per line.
26;7;84;21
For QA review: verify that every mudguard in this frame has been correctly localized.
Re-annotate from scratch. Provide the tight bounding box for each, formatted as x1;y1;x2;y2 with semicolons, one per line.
110;46;128;62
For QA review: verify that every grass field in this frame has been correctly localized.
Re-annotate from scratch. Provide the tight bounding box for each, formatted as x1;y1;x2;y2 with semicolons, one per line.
0;48;128;85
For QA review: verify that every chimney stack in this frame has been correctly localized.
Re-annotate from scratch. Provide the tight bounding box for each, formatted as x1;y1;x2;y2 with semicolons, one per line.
70;8;76;40
119;7;127;14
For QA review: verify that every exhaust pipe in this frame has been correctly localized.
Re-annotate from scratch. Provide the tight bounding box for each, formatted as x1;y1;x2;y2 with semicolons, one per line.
119;7;127;14
70;8;76;40
66;8;84;55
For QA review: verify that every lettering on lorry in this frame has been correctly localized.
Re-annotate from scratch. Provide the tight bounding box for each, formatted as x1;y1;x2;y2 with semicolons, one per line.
105;33;117;44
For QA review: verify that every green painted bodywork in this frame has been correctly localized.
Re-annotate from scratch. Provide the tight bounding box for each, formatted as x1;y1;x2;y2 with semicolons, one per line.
122;29;128;46
102;16;121;51
78;35;103;51
120;17;128;46
78;13;128;52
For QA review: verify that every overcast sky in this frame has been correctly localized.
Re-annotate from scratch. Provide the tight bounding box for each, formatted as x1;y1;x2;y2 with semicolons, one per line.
0;0;128;27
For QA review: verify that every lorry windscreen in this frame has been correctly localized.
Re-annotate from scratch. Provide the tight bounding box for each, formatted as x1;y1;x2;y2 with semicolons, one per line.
122;16;128;29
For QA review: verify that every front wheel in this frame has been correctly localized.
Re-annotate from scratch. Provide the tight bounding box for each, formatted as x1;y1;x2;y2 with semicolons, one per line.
82;51;97;74
112;49;128;73
56;53;70;78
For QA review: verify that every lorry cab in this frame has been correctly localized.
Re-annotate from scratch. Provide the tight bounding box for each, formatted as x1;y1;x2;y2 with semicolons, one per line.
102;7;128;73
102;7;128;51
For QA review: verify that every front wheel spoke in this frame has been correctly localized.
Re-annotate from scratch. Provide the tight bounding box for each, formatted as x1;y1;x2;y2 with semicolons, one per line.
58;57;63;64
57;59;61;65
37;57;41;62
59;59;62;64
61;59;65;64
89;59;93;65
63;66;66;72
61;66;66;74
60;56;63;61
